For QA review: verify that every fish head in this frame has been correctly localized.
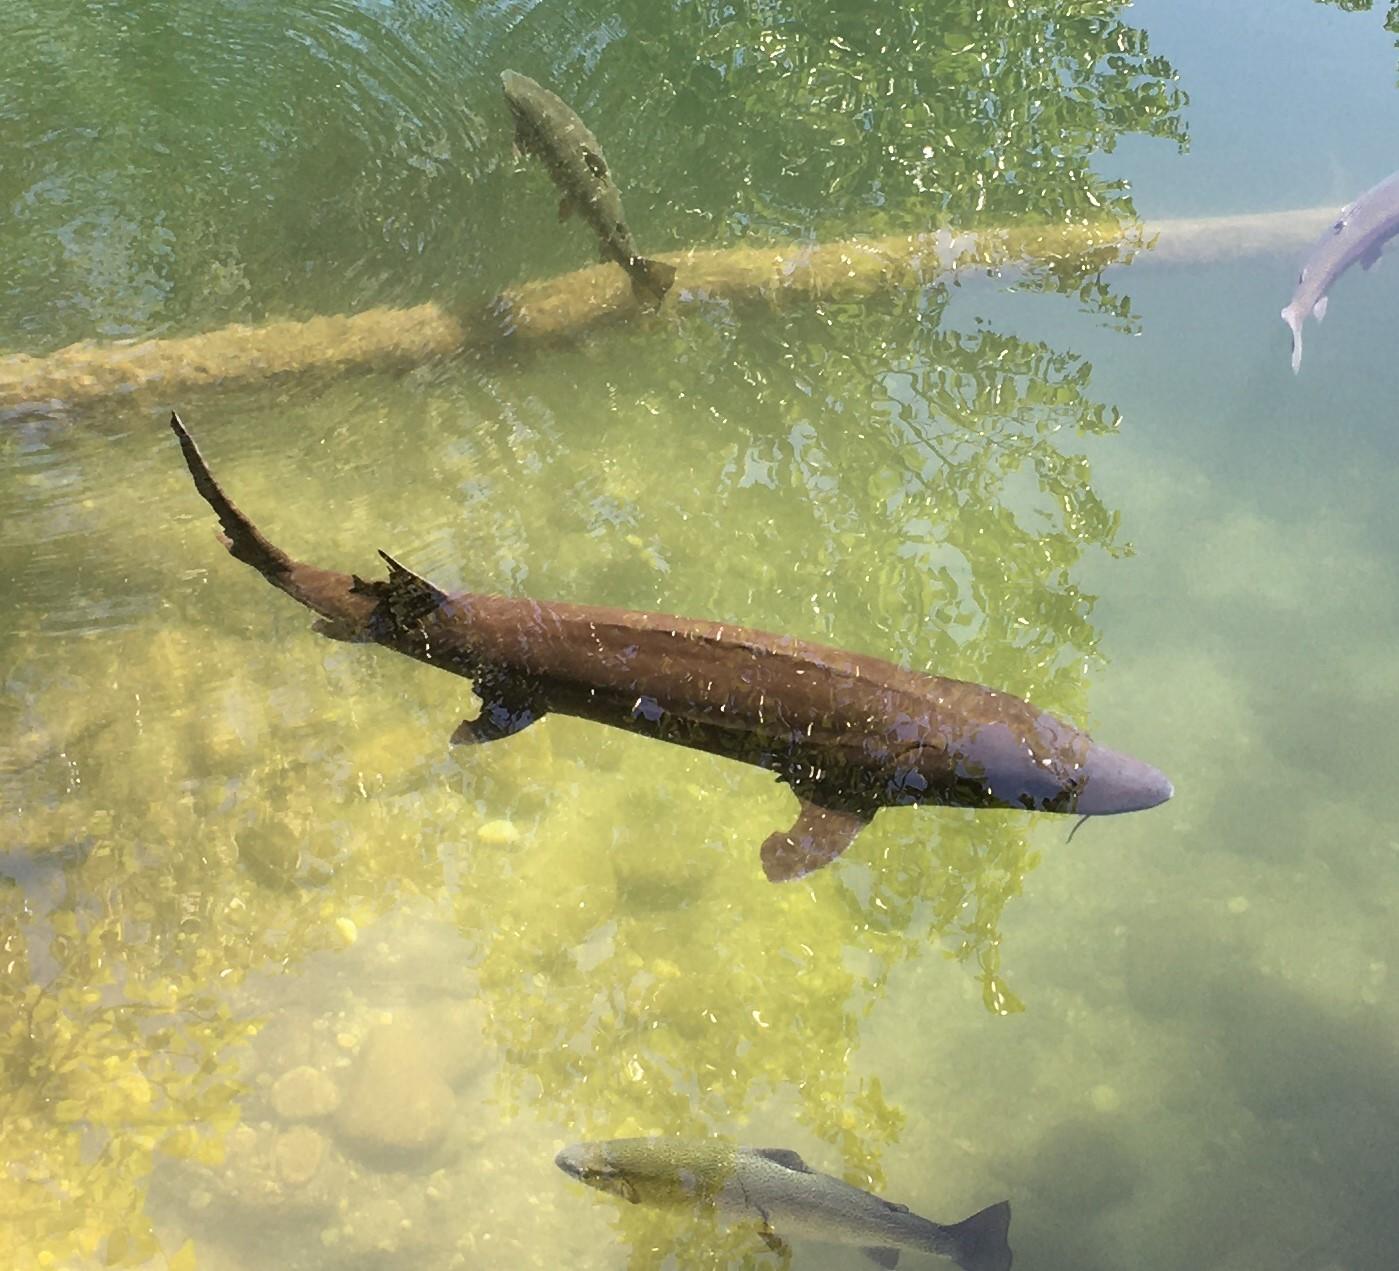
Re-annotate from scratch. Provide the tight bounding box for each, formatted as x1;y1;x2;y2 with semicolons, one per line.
1070;740;1174;815
500;70;550;147
556;1141;642;1203
556;1139;732;1206
912;708;1172;817
500;70;577;141
500;69;539;114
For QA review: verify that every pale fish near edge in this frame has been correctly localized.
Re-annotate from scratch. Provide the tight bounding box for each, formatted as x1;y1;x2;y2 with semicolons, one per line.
1282;168;1399;372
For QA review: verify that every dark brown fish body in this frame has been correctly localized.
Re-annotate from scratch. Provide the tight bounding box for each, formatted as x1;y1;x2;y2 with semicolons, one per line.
171;416;1171;881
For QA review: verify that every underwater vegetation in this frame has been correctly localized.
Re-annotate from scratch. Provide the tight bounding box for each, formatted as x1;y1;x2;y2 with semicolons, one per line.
2;304;1138;1268
0;0;1197;1266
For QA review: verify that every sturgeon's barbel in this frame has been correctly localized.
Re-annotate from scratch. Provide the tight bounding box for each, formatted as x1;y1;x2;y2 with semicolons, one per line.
501;69;676;305
1282;169;1399;372
555;1138;1012;1270
170;413;1171;881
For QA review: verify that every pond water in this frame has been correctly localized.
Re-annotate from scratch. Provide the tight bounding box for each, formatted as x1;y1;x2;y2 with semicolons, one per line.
4;1;1399;1269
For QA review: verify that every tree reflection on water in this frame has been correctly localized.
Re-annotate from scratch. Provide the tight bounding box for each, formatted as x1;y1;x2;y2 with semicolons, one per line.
0;0;1185;1265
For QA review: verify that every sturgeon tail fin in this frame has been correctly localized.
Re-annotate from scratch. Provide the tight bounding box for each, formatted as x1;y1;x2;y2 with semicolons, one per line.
942;1200;1012;1271
169;413;294;580
628;255;677;306
170;412;374;636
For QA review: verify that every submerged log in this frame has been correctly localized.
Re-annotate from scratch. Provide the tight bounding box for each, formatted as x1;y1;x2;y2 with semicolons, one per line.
0;205;1335;415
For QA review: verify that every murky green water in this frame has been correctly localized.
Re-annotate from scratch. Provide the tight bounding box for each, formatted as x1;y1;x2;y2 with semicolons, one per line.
4;1;1399;1268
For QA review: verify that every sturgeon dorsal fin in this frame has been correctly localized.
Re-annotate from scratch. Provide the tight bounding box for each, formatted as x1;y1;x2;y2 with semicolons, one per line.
374;549;448;629
753;1148;810;1173
760;800;872;883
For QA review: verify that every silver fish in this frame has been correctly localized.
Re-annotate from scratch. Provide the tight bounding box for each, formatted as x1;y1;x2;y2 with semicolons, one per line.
501;70;676;305
556;1137;1012;1270
1282;169;1399;372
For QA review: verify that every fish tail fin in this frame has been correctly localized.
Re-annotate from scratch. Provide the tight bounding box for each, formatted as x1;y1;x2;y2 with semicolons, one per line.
171;412;374;635
1280;305;1303;373
629;255;677;305
169;413;295;580
941;1200;1012;1271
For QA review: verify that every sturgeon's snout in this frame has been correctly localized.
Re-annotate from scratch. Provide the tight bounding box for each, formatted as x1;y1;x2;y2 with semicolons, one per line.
1074;744;1174;815
555;1145;585;1178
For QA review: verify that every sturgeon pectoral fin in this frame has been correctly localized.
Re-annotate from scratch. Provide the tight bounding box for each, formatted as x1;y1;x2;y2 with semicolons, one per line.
862;1249;900;1269
558;195;575;221
1362;242;1384;270
1313;295;1328;322
451;699;542;745
760;800;872;883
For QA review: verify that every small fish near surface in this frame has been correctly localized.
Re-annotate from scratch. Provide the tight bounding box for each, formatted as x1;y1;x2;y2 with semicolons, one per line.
169;414;1171;882
501;69;676;306
555;1137;1013;1271
1282;168;1399;372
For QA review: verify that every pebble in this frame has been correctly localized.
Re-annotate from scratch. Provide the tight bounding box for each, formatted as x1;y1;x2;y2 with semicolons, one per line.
211;1122;343;1217
271;1065;341;1122
334;1019;456;1160
275;1126;327;1187
478;819;520;846
417;1000;492;1088
1090;1083;1121;1113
